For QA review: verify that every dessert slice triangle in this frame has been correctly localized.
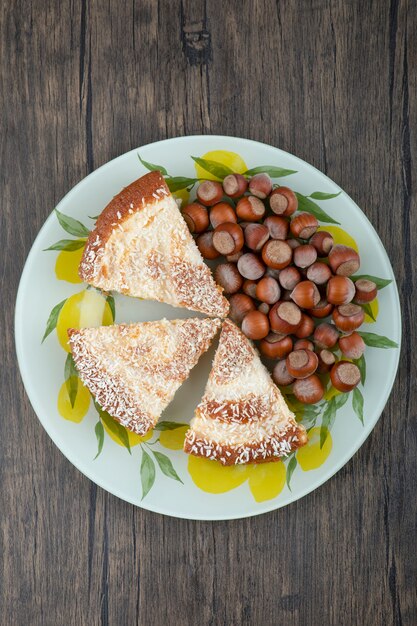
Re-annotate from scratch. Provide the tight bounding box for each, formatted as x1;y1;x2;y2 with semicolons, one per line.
184;319;307;465
68;317;221;435
79;171;229;318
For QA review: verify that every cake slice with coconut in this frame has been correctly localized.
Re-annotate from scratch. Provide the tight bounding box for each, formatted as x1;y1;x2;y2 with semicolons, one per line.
184;319;307;465
79;171;229;318
68;317;221;436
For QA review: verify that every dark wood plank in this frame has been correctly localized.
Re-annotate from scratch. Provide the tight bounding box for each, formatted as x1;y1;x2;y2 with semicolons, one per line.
1;0;416;624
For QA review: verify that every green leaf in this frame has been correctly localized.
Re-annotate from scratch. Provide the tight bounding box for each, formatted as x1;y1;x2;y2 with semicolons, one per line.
93;421;105;459
106;294;116;322
43;239;86;252
97;408;132;454
152;451;183;483
55;208;90;237
351;274;392;290
42;298;67;342
165;177;199;192
295;193;340;225
320;399;336;449
286;455;297;491
154;421;188;431
358;331;398;349
334;392;349;410
283;394;305;417
64;353;78;408
66;377;78;408
64;352;77;379
301;406;320;427
352;387;364;425
191;156;234;179
309;191;341;200
244;166;297;178
355;354;366;385
137;153;168;176
89;214;100;221
140;449;156;499
361;302;376;321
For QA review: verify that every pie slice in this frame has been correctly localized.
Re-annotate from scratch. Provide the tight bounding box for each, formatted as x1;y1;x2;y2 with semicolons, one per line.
184;319;308;465
79;171;229;318
68;317;221;435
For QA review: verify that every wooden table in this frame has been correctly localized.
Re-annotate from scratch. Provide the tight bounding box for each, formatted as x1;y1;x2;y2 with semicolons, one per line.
2;1;416;624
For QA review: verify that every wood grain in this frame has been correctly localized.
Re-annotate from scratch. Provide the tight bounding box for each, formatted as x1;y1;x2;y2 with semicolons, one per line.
1;0;416;624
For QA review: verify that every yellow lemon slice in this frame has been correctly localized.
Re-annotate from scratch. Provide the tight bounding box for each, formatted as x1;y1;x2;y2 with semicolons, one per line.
247;462;286;502
173;188;190;208
57;377;90;423
318;225;358;252
55;247;84;283
364;297;379;323
194;150;247;181
159;426;188;450
297;427;332;471
56;289;113;352
188;455;250;494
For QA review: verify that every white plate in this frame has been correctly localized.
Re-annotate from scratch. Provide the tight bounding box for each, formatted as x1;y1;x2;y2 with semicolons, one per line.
15;136;401;520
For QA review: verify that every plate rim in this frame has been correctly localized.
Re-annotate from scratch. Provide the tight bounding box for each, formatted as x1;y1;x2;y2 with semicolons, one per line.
14;134;402;520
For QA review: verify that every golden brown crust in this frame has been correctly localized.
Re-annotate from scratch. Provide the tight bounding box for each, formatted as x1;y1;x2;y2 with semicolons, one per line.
77;171;229;318
184;424;308;465
79;171;168;281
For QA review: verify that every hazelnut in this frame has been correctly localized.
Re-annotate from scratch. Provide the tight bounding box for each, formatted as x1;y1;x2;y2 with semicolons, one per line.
241;310;270;340
263;216;289;240
238;253;266;280
293;244;318;269
181;203;209;233
293;375;324;404
248;173;272;199
290;213;319;239
256;276;281;304
354;279;377;304
332;303;365;332
196;181;223;206
330;361;361;392
209;202;237;228
272;360;295;386
262;240;293;269
286;349;319;379
313;323;339;349
229;293;256;324
269;187;298;216
290;281;321;309
244;223;270;251
269;301;302;334
196;232;220;260
260;333;293;359
222;173;248;198
338;332;366;359
236;196;266;221
309;231;334;256
214;263;243;294
212;222;244;255
328;245;360;276
326;276;356;305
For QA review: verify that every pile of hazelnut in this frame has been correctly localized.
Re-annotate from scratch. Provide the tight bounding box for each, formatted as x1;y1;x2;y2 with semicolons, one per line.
182;173;378;405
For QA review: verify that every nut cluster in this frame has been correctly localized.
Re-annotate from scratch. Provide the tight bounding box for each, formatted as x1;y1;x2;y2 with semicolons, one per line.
182;175;377;405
